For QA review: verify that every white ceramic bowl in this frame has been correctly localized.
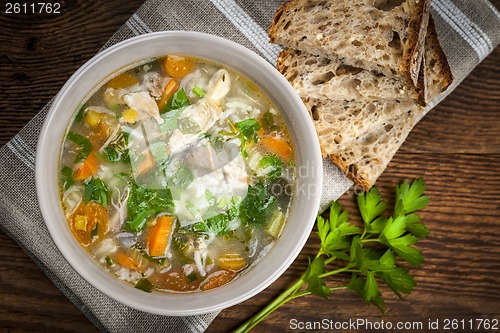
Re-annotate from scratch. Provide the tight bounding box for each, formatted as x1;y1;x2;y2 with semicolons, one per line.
36;31;322;316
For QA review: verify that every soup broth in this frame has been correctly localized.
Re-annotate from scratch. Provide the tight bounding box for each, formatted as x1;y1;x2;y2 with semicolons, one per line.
59;55;296;293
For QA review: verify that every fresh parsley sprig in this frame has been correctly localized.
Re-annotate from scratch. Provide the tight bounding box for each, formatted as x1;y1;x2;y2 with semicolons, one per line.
234;178;430;333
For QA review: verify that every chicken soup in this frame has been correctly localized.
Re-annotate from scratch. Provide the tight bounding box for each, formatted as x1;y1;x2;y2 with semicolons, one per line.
59;55;296;293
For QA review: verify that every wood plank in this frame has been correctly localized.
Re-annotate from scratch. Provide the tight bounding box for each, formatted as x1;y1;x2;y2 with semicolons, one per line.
0;0;145;145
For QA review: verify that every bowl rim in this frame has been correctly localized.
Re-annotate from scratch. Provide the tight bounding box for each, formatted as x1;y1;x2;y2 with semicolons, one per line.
36;31;323;316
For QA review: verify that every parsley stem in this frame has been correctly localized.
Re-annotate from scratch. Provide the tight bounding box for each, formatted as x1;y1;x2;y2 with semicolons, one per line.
318;265;355;278
360;238;382;244
288;285;348;299
233;273;307;333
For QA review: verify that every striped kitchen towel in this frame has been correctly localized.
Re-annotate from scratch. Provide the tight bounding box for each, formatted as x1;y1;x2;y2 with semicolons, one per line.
0;0;498;332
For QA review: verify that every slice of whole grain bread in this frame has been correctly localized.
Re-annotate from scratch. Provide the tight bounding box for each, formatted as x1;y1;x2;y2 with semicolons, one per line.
269;0;431;87
276;15;452;106
303;97;423;189
277;48;423;104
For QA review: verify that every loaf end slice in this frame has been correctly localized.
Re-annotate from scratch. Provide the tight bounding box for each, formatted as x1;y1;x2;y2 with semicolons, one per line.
424;15;454;102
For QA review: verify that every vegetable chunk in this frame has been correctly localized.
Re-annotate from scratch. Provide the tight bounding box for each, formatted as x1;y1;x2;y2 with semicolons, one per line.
163;55;194;79
261;136;292;162
69;202;109;246
148;215;175;257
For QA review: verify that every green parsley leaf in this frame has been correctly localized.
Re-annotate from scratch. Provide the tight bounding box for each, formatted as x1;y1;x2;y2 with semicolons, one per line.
135;278;154;292
319;202;361;258
394;178;429;217
357;187;387;224
364;272;380;302
102;132;129;163
162;88;190;113
259;156;284;181
83;178;109;207
261;111;279;131
235;118;261;157
381;216;407;240
124;182;174;232
240;183;276;225
387;234;423;266
405;213;430;238
61;166;75;190
305;257;331;298
377;266;416;299
67;132;93;163
103;146;120;162
236;118;261;138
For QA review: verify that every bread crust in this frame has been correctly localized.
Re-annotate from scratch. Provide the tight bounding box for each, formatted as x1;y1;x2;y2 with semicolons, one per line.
405;0;431;86
424;15;453;99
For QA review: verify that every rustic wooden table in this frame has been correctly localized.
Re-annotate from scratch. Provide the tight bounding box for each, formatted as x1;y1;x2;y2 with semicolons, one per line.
1;1;499;332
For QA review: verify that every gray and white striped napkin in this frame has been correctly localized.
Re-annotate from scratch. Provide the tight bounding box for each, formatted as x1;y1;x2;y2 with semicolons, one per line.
0;0;498;332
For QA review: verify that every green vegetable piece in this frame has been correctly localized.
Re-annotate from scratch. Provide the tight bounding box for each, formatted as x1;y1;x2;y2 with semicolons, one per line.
83;178;109;207
235;118;260;139
240;183;277;225
261;111;279;131
124;182;174;232
162;88;190;113
187;272;198;283
235;118;261;157
194;198;241;235
74;105;85;123
67;131;93;163
135;278;154;292
259;156;284;182
61;166;75;190
105;257;115;266
192;86;205;98
103;132;130;163
103;146;120;162
266;210;285;238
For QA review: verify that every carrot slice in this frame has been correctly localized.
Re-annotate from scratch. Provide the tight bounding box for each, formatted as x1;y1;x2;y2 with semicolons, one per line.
163;56;194;79
148;215;175;257
200;270;237;291
260;136;293;162
73;152;100;181
157;79;179;110
114;252;142;271
106;72;138;89
69;202;109;247
150;270;200;292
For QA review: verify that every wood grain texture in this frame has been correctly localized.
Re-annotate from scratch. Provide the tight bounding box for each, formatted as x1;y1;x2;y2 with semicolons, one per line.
0;1;499;333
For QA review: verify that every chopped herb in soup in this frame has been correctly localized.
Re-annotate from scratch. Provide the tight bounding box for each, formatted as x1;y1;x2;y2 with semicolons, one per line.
59;55;296;293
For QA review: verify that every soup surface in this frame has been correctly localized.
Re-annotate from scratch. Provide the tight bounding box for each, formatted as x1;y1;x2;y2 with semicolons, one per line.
59;55;296;293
